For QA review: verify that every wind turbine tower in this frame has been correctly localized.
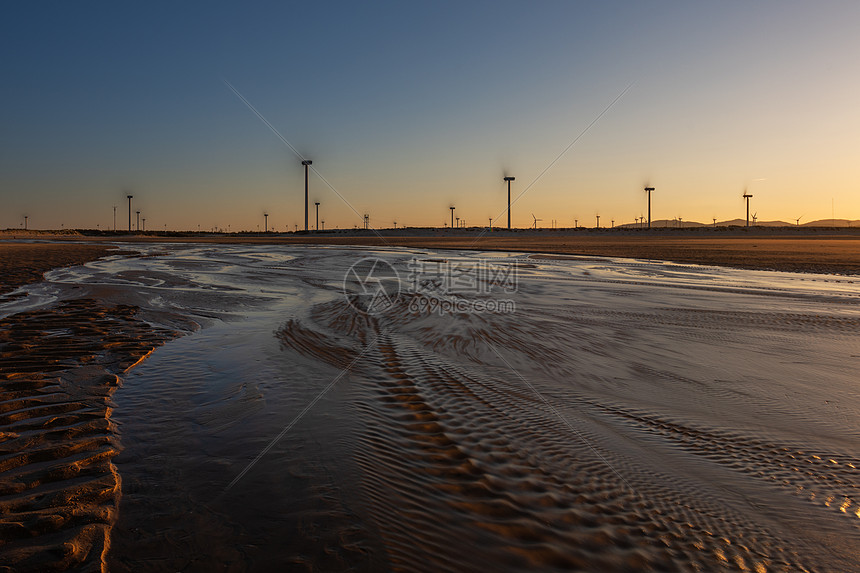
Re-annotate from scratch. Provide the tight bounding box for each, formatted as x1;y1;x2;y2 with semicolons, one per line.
504;176;515;229
264;213;268;232
644;187;655;228
301;159;312;231
127;195;133;231
315;202;320;231
450;206;455;229
136;210;141;232
113;206;117;231
743;191;753;227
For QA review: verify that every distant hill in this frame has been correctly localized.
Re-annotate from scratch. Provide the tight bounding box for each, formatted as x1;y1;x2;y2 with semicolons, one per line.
802;219;860;227
618;218;859;229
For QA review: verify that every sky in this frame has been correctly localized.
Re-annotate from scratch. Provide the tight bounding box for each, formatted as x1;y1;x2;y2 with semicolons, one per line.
2;1;859;231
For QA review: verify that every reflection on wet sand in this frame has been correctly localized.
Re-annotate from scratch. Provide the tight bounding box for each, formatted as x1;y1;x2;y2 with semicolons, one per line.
1;244;858;571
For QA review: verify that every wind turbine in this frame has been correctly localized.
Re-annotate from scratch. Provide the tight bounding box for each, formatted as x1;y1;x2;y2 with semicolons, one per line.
531;214;542;229
504;176;515;229
595;214;600;228
301;159;312;231
264;212;269;232
314;202;320;231
751;212;757;226
127;194;133;231
449;206;455;229
644;185;655;228
742;190;753;227
795;215;803;226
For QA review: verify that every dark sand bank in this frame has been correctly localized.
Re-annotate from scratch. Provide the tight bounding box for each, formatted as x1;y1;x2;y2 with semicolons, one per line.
0;244;181;571
0;243;116;297
5;227;860;275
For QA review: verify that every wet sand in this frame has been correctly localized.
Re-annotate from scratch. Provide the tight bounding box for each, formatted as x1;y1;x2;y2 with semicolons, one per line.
1;240;859;571
0;244;181;571
5;229;860;275
0;243;115;297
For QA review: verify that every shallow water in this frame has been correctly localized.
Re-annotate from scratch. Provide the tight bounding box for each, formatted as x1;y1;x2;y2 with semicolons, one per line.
21;244;860;571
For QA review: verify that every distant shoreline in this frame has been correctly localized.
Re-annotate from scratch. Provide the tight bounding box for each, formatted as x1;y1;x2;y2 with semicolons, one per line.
2;227;860;276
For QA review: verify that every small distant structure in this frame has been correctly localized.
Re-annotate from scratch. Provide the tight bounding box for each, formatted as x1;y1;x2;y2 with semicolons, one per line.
363;214;369;230
751;212;757;226
531;214;542;229
314;202;320;231
449;206;455;229
795;215;803;226
595;214;600;228
504;176;515;229
264;212;269;232
113;206;117;231
136;210;141;232
23;215;28;230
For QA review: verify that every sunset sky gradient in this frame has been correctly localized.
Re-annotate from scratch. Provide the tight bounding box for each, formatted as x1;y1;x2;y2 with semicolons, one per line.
2;1;859;230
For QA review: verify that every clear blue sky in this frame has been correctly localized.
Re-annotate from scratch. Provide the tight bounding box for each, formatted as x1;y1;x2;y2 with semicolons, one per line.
2;1;859;230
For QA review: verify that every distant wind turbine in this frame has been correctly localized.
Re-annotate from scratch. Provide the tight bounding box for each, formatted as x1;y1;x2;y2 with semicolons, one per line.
795;215;803;226
742;190;753;227
644;185;655;228
504;176;515;229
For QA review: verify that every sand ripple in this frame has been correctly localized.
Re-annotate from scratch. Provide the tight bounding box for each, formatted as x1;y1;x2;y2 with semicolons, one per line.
0;299;177;572
275;286;859;572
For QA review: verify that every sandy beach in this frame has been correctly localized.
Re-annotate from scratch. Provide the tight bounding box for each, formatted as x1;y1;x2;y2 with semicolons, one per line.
4;227;860;275
0;238;858;571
